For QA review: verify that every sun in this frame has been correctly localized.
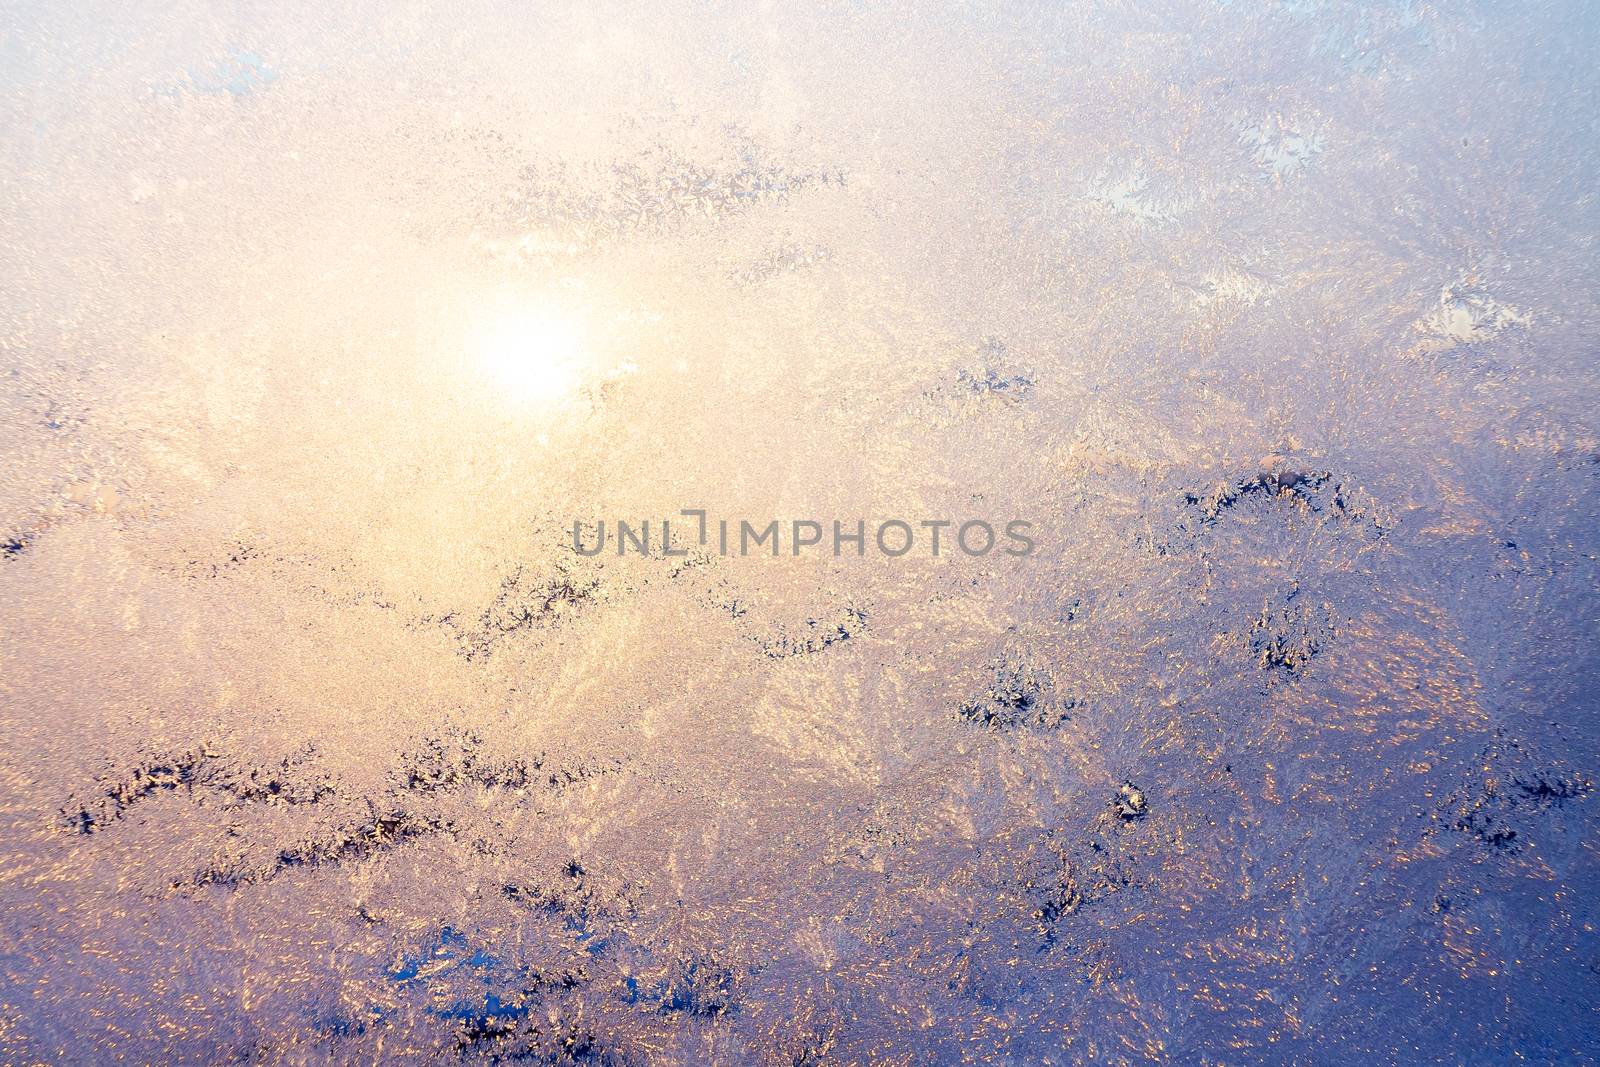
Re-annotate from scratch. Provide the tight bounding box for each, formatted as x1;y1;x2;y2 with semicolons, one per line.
471;301;590;406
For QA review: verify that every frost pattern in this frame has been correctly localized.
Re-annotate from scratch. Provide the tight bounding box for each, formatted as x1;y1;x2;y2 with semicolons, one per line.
1;1;1597;1065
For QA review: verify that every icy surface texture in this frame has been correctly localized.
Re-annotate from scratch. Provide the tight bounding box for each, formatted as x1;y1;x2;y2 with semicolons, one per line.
2;1;1598;1064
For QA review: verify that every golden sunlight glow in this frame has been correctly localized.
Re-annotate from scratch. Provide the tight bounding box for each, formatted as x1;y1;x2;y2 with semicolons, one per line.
471;300;590;406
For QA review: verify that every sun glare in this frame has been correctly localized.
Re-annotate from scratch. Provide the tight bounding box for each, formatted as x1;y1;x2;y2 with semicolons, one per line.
472;301;590;406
